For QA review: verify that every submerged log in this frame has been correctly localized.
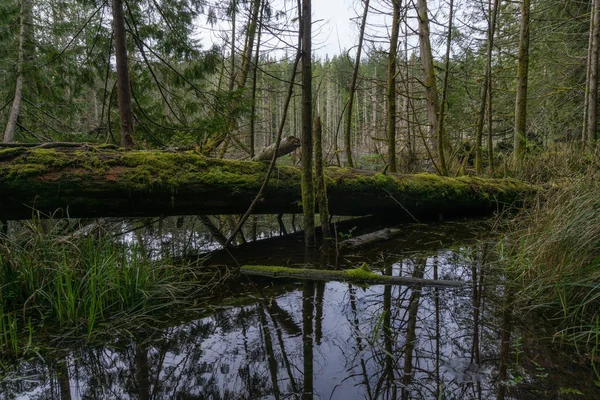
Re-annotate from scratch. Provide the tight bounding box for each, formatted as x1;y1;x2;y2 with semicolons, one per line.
0;147;534;220
339;227;403;249
241;264;465;288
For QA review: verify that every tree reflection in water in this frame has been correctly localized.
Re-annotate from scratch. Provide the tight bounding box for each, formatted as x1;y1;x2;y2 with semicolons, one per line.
2;244;599;399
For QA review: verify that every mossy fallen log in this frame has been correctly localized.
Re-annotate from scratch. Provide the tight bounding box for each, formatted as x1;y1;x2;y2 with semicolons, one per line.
0;147;535;220
240;264;465;288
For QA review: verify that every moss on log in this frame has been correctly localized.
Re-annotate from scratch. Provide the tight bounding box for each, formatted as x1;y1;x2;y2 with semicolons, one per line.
241;264;465;287
0;147;534;220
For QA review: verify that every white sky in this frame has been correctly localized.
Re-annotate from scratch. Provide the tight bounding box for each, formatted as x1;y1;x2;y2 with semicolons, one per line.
198;0;365;58
312;0;356;57
197;0;457;59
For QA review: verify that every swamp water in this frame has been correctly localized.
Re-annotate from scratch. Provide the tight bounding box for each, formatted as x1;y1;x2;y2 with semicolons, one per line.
1;217;599;399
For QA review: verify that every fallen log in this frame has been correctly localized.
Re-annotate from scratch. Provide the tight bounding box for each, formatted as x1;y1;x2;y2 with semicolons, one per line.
339;227;403;249
0;147;534;220
240;264;465;288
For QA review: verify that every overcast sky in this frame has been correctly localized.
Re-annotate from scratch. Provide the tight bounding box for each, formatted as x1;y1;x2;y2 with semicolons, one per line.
198;0;365;58
312;0;356;57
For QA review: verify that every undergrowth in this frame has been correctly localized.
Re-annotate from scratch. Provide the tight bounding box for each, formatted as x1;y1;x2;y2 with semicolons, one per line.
0;220;222;357
505;178;600;366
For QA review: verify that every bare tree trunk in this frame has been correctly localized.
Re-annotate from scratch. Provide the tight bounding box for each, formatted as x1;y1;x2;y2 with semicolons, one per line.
238;0;261;89
586;0;600;147
487;0;500;172
583;2;594;146
314;116;330;238
249;0;264;158
229;2;237;92
3;0;30;143
514;0;531;163
438;0;454;176
301;0;315;246
476;0;500;174
344;0;370;168
417;0;446;175
387;0;400;173
112;0;135;148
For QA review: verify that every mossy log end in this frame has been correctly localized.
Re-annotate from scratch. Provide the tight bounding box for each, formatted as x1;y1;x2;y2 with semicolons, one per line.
241;265;465;288
0;147;535;220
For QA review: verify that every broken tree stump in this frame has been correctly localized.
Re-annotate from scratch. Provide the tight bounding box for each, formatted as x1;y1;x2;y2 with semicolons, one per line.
252;136;301;161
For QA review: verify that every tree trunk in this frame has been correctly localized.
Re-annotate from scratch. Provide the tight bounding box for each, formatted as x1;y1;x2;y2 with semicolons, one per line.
476;0;500;174
417;0;446;175
344;0;370;168
514;0;531;163
301;0;315;247
586;0;600;147
438;0;454;176
3;0;30;143
314;116;331;238
238;0;261;89
249;0;264;158
112;0;135;148
387;0;400;173
487;0;499;173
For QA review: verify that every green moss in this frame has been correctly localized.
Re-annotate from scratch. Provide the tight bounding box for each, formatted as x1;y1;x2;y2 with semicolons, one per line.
345;265;379;280
5;163;49;178
242;264;381;281
0;147;25;161
242;265;292;275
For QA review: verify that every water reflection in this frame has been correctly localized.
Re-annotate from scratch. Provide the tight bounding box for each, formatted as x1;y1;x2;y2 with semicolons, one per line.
2;235;599;399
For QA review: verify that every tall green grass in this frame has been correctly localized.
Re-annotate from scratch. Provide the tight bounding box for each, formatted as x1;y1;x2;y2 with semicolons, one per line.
506;179;600;356
0;220;220;356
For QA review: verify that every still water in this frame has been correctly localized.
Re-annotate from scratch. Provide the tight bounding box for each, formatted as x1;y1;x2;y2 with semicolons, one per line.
1;218;598;399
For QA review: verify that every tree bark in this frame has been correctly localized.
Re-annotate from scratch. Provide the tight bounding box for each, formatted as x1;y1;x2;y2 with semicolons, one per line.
487;0;499;173
586;0;600;147
514;0;531;163
249;0;264;158
417;0;446;175
0;148;535;220
313;116;330;238
476;0;500;174
387;0;400;173
3;0;30;143
112;0;135;148
238;0;261;89
438;0;454;176
344;0;371;168
301;0;315;247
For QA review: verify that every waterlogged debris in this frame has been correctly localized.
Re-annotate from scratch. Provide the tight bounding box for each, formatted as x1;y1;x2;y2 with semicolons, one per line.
339;227;403;249
241;263;466;288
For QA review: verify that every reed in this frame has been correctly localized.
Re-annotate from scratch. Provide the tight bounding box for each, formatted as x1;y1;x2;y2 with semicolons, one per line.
0;219;219;355
506;179;600;358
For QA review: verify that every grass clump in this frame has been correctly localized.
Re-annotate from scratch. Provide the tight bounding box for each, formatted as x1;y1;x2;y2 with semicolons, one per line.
506;179;600;358
0;220;219;356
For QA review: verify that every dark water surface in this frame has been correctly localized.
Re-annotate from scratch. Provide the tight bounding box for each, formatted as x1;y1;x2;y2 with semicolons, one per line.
1;218;599;399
